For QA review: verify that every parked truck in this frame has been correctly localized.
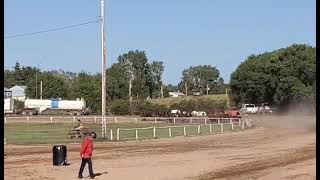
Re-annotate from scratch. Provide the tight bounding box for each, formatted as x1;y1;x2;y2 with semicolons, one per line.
22;98;90;115
240;104;258;114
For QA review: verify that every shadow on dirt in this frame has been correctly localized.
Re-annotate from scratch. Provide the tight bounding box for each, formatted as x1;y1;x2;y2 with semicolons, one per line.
94;171;108;177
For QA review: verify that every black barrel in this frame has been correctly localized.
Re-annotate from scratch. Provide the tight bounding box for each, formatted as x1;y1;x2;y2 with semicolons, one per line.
52;145;67;166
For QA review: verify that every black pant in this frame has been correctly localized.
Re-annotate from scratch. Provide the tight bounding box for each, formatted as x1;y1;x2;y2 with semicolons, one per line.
78;158;94;177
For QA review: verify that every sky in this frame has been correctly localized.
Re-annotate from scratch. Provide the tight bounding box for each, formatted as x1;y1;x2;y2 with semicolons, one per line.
4;0;316;85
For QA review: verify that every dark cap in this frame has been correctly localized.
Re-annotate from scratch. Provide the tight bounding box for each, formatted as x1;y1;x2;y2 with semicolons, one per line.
89;131;97;139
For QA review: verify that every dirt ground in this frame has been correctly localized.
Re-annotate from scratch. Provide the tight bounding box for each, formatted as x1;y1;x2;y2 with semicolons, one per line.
4;115;316;180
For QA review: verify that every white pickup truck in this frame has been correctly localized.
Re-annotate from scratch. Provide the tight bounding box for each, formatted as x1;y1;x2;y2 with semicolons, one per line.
240;104;258;114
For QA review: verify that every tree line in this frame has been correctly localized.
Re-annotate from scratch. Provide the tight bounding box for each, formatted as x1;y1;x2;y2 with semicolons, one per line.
5;50;226;114
5;44;315;114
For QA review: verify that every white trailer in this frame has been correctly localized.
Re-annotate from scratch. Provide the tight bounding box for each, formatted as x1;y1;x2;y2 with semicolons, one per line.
23;98;89;115
4;98;14;114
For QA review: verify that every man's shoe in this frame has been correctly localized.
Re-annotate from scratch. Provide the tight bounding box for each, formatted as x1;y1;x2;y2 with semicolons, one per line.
90;174;96;179
78;175;83;179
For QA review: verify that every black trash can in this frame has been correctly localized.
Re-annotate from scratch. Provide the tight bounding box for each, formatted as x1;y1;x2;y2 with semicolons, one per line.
53;145;67;166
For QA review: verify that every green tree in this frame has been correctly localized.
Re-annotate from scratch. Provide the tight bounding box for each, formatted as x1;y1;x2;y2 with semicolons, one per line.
149;61;164;98
13;62;26;85
116;50;158;99
106;63;129;100
36;73;69;99
178;65;221;95
72;72;102;113
4;70;15;88
230;44;316;110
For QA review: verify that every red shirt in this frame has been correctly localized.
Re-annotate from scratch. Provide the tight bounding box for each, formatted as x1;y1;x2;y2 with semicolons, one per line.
80;137;93;158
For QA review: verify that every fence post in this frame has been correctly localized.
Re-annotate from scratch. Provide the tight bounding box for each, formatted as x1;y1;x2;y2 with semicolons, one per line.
205;118;207;124
73;117;76;123
50;117;53;123
239;118;241;126
135;129;138;140
94;117;97;124
27;117;29;123
229;118;232;124
110;129;113;141
155;117;157;123
4;138;7;145
220;124;224;133
116;128;120;140
173;117;176;124
190;118;192;123
153;127;156;138
4;117;7;124
242;122;245;130
115;117;118;123
183;126;186;136
209;124;212;133
231;123;234;131
218;118;220;124
169;127;172;137
135;118;138;123
197;125;201;135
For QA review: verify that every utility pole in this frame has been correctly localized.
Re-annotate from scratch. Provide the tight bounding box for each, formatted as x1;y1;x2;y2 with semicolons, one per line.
40;81;43;99
100;0;107;138
129;78;132;100
35;63;41;99
129;78;132;114
161;85;164;98
226;88;229;108
35;70;38;99
185;82;188;96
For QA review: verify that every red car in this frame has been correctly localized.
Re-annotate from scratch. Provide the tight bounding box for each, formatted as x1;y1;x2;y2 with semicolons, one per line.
224;107;241;118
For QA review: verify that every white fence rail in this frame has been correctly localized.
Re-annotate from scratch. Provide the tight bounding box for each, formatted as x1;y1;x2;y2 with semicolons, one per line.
4;116;245;125
115;120;252;141
4;116;125;124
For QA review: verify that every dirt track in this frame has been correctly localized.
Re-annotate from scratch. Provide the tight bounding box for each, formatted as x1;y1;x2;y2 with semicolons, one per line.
4;115;316;180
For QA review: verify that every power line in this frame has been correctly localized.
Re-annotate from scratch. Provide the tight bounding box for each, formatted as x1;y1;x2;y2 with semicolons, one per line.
4;19;100;39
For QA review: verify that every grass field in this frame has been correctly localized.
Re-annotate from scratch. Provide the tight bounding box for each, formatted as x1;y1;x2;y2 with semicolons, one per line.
4;122;242;144
148;94;229;106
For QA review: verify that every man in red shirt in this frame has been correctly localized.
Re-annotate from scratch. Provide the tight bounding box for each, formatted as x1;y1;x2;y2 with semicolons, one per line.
78;132;97;179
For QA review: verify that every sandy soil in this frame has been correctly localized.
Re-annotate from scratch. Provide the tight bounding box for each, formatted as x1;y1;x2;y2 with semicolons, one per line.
4;115;316;180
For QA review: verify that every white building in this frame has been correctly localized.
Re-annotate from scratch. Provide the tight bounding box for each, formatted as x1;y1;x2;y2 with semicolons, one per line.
9;85;27;101
168;91;185;97
4;87;12;99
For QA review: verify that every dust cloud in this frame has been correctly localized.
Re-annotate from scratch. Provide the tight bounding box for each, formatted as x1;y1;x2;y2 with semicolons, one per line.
249;102;316;132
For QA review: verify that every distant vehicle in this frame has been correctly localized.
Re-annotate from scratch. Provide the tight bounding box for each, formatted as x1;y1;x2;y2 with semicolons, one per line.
192;92;201;96
258;103;273;114
224;107;241;118
22;98;91;115
67;126;91;139
240;104;258;114
181;111;192;117
191;111;206;117
207;108;241;118
170;109;181;117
